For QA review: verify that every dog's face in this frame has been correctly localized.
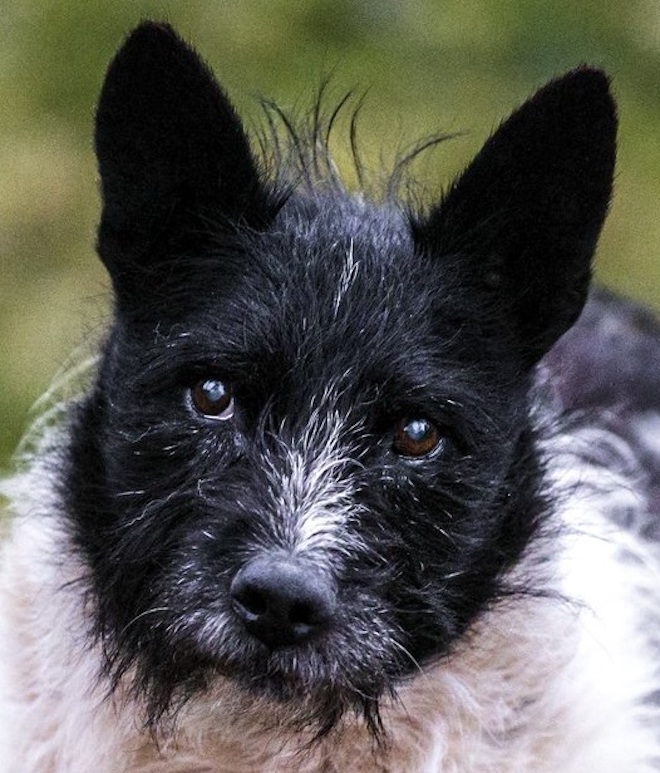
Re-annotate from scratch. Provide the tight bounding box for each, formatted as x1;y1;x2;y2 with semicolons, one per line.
65;23;616;736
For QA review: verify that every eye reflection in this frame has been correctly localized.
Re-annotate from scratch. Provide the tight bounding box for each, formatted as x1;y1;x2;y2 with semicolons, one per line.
393;417;443;458
190;379;234;420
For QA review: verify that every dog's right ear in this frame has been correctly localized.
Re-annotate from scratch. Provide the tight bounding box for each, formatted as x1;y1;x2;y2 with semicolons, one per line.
413;67;616;368
95;22;273;298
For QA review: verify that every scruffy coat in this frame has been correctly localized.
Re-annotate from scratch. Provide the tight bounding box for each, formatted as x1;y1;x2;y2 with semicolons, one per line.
1;22;660;772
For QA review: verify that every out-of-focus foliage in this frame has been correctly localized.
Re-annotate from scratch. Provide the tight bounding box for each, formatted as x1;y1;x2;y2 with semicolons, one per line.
2;0;660;469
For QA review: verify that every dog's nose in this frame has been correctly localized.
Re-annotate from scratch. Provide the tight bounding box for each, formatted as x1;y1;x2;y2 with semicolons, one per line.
230;556;337;649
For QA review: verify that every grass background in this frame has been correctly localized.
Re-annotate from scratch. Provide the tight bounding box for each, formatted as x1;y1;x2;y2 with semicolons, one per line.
2;0;660;470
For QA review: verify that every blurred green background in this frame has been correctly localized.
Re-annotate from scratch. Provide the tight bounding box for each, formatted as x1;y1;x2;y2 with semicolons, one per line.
2;0;660;471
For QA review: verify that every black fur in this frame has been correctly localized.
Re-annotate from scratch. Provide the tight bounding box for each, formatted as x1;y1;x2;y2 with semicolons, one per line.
64;22;616;740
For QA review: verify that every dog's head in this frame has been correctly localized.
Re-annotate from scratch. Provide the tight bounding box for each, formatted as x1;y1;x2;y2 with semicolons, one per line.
66;22;616;738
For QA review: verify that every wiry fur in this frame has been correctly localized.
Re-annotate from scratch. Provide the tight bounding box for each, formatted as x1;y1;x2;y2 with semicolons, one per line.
1;21;660;771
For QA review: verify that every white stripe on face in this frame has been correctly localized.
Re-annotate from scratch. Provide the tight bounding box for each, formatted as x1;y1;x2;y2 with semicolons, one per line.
267;406;366;559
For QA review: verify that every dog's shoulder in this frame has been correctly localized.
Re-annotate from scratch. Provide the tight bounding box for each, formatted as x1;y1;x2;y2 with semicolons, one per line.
542;289;660;538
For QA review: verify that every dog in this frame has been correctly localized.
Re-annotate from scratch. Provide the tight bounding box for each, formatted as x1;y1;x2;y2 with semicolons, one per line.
1;20;660;771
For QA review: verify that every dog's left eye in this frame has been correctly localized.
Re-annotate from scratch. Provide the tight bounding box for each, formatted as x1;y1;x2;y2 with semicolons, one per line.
393;417;444;458
189;378;234;420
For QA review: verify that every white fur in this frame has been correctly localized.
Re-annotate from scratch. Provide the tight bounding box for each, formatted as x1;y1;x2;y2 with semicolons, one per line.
1;416;660;771
333;240;360;318
268;408;365;558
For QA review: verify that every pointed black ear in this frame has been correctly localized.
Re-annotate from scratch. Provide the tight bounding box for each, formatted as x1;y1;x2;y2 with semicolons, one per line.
414;67;617;366
95;22;273;291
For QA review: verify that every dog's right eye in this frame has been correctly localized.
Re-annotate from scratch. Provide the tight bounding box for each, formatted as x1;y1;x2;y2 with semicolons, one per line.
393;417;444;458
189;378;234;420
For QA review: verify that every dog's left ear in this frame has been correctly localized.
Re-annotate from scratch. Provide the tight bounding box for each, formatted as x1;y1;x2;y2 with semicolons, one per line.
414;67;617;366
95;22;274;299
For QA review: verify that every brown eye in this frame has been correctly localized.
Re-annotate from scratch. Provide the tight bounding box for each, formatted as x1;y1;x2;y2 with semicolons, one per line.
190;379;234;420
393;417;443;458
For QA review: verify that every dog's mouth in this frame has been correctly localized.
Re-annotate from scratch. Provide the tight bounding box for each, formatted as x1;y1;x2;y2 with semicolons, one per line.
224;650;389;741
217;606;397;707
168;579;404;742
159;622;395;745
116;555;411;742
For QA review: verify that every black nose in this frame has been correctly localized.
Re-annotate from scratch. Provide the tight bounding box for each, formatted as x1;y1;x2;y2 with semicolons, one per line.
230;556;337;649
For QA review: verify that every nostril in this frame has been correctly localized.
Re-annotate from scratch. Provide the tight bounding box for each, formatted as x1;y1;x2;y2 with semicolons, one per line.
232;586;268;620
230;555;337;649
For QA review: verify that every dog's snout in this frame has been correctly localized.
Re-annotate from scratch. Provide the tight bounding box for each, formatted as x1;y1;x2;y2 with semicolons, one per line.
230;556;337;648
